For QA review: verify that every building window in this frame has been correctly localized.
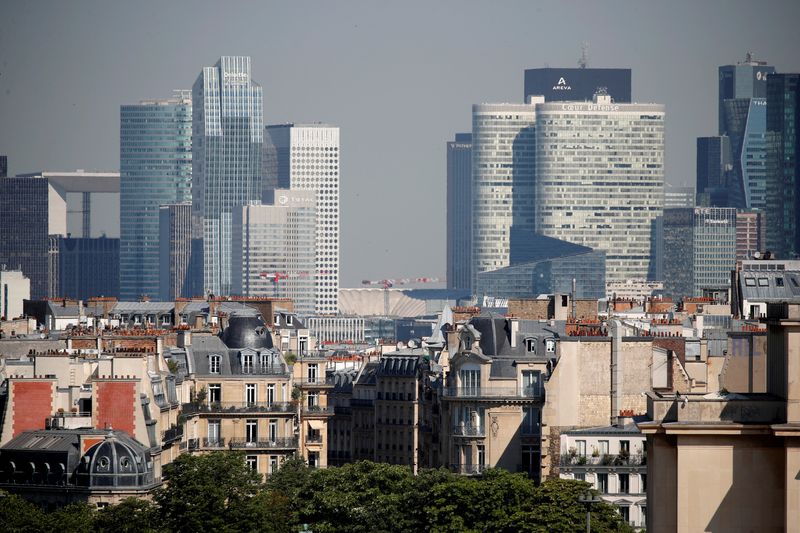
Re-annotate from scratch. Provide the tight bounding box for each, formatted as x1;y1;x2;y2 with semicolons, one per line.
545;338;556;353
308;452;319;469
260;353;269;373
596;473;608;493
599;440;609;456
640;505;647;528
208;420;221;444
524;338;536;353
574;472;585;482
576;440;586;456
522;406;540;435
641;473;647;492
618;506;629;524
307;363;318;384
269;456;278;474
307;391;319;409
299;336;308;355
744;277;755;286
459;369;480;395
619;473;629;494
246;420;258;443
208;384;221;405
522;370;541;397
477;445;485;468
274;314;280;326
287;314;293;326
242;354;254;374
521;446;538;478
246;455;258;472
266;384;275;405
246;384;257;406
269;420;277;442
620;440;630;455
209;355;220;374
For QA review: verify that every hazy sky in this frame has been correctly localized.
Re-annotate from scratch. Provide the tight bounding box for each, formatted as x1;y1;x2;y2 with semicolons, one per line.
1;0;798;287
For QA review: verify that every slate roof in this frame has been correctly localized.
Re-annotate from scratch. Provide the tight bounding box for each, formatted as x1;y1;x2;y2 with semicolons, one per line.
740;270;800;302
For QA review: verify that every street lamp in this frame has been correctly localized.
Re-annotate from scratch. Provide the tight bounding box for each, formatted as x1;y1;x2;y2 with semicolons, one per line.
577;490;603;533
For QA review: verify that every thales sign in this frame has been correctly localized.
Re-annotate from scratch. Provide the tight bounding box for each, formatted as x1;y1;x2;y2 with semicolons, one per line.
552;77;572;91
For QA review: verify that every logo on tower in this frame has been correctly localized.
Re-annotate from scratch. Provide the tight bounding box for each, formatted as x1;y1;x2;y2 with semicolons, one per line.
553;77;572;91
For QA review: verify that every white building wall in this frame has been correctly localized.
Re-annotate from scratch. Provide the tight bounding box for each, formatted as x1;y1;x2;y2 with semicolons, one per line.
0;270;30;320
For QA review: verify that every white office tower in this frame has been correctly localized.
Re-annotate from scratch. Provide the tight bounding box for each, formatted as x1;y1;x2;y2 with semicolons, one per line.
232;190;317;315
470;99;542;292
535;93;665;284
264;124;339;315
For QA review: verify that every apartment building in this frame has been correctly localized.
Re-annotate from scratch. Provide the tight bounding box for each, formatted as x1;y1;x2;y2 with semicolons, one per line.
174;312;296;476
292;350;334;469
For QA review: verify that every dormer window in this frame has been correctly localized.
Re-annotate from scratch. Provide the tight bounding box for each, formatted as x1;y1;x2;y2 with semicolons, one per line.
287;314;293;326
260;353;269;373
210;355;220;374
545;339;556;353
525;338;537;354
274;314;280;326
242;354;254;374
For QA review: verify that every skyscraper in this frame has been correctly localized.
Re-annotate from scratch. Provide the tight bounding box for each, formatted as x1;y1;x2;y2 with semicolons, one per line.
524;68;631;103
696;136;733;207
765;73;800;258
717;55;775;209
0;156;7;178
231;190;317;316
263;124;339;315
193;57;264;296
159;203;193;301
120;93;192;300
535;93;665;285
471;99;541;292
446;133;472;292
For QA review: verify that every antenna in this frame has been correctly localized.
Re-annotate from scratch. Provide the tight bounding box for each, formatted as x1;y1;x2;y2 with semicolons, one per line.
579;42;589;69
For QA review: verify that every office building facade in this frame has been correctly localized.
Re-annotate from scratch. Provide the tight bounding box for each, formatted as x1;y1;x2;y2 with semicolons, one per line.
232;190;317;316
736;210;765;261
664;186;695;209
446;133;472;292
524;68;631;103
535;94;665;285
718;55;775;134
263;124;339;314
693;207;737;294
722;98;768;210
471;100;541;292
159;203;193;300
696;136;733;207
662;208;695;300
0;156;6;178
193;56;264;297
58;236;120;300
120;93;192;301
765;73;800;259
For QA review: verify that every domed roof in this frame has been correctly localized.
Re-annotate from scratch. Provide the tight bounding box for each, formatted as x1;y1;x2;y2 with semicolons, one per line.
76;434;153;488
220;312;273;349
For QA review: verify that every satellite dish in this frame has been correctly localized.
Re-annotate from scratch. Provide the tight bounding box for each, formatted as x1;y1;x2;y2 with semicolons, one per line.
753;251;761;259
396;341;405;350
407;339;418;349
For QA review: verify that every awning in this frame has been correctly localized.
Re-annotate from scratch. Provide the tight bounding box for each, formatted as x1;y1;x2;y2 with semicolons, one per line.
308;419;325;431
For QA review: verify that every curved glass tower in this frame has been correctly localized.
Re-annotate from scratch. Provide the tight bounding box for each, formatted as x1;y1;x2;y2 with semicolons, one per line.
192;57;263;297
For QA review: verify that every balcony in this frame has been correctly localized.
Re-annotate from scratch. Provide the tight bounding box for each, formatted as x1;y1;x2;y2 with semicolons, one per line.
228;437;298;449
302;405;334;416
350;398;374;407
450;463;488;475
299;376;335;387
162;425;184;444
202;437;227;449
451;425;485;437
442;387;543;400
559;453;646;468
182;402;295;415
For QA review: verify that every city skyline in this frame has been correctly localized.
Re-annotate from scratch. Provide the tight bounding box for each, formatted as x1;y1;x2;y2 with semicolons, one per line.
1;1;799;287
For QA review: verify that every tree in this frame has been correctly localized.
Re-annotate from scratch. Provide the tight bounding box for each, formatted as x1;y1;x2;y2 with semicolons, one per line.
46;502;95;533
94;497;162;533
154;451;261;532
0;491;48;532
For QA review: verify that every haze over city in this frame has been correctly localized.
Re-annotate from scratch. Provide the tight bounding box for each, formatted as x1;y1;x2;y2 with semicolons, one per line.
2;0;798;286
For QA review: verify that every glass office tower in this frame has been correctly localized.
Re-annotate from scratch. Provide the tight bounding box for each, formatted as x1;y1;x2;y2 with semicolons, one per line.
193;57;264;296
120;93;192;301
765;73;800;259
446;133;472;292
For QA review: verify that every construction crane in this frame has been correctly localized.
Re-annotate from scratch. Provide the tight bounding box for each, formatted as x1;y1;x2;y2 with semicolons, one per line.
360;277;443;316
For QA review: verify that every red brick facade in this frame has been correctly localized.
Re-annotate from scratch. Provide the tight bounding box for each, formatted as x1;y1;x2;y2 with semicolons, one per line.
95;381;137;436
11;381;55;437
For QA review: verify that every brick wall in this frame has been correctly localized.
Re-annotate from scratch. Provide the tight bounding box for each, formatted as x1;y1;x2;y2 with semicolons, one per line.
11;381;54;437
508;299;549;320
95;381;136;436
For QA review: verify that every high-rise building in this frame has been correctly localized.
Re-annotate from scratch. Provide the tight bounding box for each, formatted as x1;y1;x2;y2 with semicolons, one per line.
663;207;737;299
535;93;665;285
120;93;192;301
0;156;7;178
193;57;264;297
263;124;339;315
765;73;800;258
159;203;193;301
231;190;317;316
717;55;775;210
664;185;695;209
446;133;472;292
718;54;775;133
696;136;733;207
471;100;541;292
57;236;119;300
693;207;737;295
524;67;631;103
736;210;765;261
